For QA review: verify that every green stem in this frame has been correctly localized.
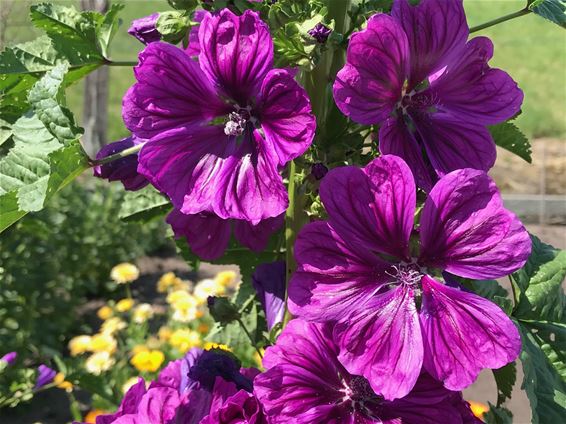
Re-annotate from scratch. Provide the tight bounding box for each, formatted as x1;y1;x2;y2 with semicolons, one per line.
90;143;144;166
105;60;138;67
67;391;83;422
237;318;263;359
328;0;351;78
125;283;133;300
283;161;297;327
469;8;531;33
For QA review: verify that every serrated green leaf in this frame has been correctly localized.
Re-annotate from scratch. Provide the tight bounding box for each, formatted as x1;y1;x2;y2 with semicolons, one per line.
96;3;125;58
492;362;517;406
529;0;566;28
118;185;171;222
482;403;513;424
489;122;532;163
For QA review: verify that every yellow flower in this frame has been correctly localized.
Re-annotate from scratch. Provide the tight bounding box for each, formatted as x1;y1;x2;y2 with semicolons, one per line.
68;335;92;356
133;303;154;324
110;263;139;284
90;333;117;353
253;348;265;369
54;372;73;392
157;272;186;293
203;342;231;352
122;377;140;394
215;270;239;289
194;278;225;304
131;350;165;372
85;351;115;375
84;409;109;423
158;326;173;342
170;293;200;323
468;401;489;419
169;329;201;353
100;317;127;335
131;344;149;355
166;289;191;304
97;305;113;320
116;298;135;312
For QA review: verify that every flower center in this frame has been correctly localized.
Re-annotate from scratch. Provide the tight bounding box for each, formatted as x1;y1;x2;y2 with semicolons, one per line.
224;106;253;136
342;375;383;420
386;261;424;289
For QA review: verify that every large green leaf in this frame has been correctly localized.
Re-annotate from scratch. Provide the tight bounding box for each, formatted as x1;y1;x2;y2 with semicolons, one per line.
493;362;517;407
529;0;566;28
483;403;513;424
488;122;532;163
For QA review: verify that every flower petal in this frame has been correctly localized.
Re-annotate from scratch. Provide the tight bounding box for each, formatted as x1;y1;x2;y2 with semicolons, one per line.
252;261;286;330
379;116;435;191
320;155;415;259
123;42;226;139
234;213;284;252
288;221;388;322
135;387;181;424
419;169;531;279
428;37;523;125
335;285;423;400
259;69;315;166
185;10;207;57
391;0;468;89
199;9;273;103
412;112;496;177
420;275;521;391
333;14;409;124
166;210;231;261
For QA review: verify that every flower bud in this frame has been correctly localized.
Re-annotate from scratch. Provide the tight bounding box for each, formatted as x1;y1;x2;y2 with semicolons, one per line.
207;296;240;325
128;13;161;45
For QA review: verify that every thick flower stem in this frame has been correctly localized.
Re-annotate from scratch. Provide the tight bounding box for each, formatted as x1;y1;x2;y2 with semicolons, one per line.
469;8;531;33
283;160;297;327
327;0;351;77
105;60;138;67
89;143;144;166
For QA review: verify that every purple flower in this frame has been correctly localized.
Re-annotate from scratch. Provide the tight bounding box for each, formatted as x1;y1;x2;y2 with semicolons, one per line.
308;23;332;43
254;319;481;424
128;13;161;45
333;0;523;189
95;378;147;424
200;389;266;424
124;9;315;225
185;10;207;57
1;352;17;366
288;155;531;400
252;261;286;330
34;364;56;389
167;210;284;261
93;136;149;191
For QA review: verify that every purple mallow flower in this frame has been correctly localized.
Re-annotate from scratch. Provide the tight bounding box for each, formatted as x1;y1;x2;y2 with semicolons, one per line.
167;210;284;261
35;364;56;389
308;23;332;43
333;0;523;189
252;261;286;330
1;352;17;366
254;319;481;424
128;13;161;45
93;136;149;191
124;9;315;225
288;155;531;400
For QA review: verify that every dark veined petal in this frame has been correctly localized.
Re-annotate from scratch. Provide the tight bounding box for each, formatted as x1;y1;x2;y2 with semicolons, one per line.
252;261;286;331
259;69;315;166
320;155;415;260
419;169;531;279
123;42;226;139
233;213;284;253
333;14;409;125
288;221;389;322
428;36;524;125
419;276;521;391
335;285;424;401
198;9;273;104
391;0;468;90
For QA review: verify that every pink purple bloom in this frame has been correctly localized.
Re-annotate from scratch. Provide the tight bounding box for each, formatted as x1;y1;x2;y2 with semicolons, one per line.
93;136;148;191
333;0;523;189
124;9;315;224
0;351;17;366
254;319;481;423
308;23;332;43
252;261;286;330
128;13;161;44
288;155;531;399
167;210;283;261
35;364;56;389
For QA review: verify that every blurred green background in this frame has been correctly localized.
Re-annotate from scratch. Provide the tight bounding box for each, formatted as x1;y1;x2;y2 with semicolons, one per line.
2;0;565;142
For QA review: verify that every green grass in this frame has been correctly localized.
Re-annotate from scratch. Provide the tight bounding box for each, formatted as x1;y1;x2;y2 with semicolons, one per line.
3;0;566;141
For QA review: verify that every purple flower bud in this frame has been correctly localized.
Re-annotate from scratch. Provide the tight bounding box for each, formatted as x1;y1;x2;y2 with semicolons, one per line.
252;261;286;330
308;23;332;44
128;13;161;45
188;350;252;393
311;163;328;180
35;364;56;389
1;352;17;366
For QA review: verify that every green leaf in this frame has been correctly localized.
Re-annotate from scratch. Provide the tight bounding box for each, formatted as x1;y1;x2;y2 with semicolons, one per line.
483;403;513;424
512;234;566;322
489;122;532;163
156;11;191;44
118;185;171;222
529;0;566;28
96;3;125;58
492;362;517;406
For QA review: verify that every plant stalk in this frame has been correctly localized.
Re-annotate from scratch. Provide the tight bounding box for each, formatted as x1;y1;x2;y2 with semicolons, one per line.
237;318;263;359
90;143;144;166
283;160;297;327
470;8;531;33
